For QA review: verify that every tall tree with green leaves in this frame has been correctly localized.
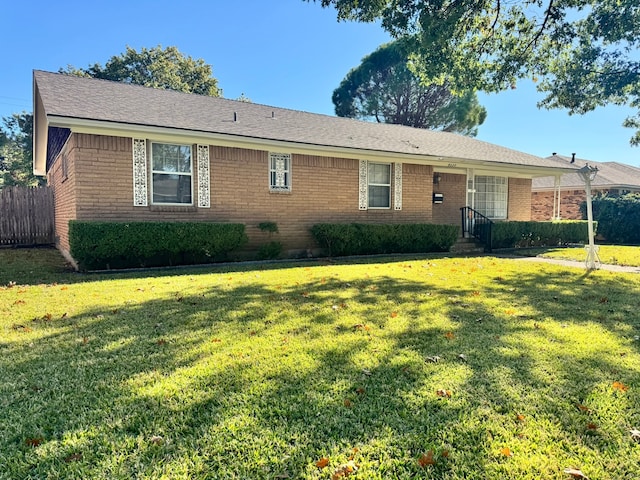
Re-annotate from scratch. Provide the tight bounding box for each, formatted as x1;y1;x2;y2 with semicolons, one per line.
61;45;222;97
0;112;43;187
333;39;487;136
310;0;640;145
1;46;223;187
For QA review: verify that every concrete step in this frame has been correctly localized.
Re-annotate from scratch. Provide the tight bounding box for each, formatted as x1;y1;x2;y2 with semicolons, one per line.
450;237;486;254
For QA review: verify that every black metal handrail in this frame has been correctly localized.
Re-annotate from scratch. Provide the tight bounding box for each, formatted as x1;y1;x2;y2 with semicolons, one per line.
460;206;493;253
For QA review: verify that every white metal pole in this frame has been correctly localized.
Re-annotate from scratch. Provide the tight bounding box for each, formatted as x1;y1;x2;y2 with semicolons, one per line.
579;165;599;270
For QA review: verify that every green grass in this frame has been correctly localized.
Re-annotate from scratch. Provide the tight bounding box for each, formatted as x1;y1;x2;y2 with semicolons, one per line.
520;245;640;267
1;248;640;479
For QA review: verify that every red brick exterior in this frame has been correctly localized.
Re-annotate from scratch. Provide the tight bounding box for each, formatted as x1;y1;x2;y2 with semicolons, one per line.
531;189;586;220
508;178;533;221
47;133;534;259
432;173;467;225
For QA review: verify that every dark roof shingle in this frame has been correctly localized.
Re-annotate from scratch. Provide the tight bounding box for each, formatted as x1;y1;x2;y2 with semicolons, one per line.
34;70;575;170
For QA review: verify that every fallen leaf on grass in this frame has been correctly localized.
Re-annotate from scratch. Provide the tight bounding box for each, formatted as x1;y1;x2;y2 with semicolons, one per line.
211;338;222;343
331;460;358;479
355;387;365;395
586;422;598;430
25;437;44;447
344;399;352;408
390;311;398;318
64;452;82;462
352;324;370;331
12;324;32;332
564;467;589;479
500;447;513;457
576;404;591;413
156;339;167;346
612;381;629;392
348;447;359;460
13;299;26;305
418;450;436;467
444;332;455;340
516;414;526;422
149;435;164;445
315;457;329;469
436;389;452;398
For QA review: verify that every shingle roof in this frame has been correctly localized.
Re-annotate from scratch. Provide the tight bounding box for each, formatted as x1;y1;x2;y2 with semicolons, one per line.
532;155;640;190
34;70;575;171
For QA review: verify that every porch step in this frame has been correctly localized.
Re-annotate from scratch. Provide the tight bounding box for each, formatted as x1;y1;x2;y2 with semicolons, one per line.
450;237;485;254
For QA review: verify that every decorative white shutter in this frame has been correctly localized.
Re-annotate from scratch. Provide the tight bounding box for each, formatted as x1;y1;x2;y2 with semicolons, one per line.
359;159;368;210
132;138;148;206
197;144;210;208
394;162;402;210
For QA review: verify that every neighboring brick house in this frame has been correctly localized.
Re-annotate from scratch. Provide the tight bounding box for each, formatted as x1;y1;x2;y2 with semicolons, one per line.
531;154;640;220
33;70;576;262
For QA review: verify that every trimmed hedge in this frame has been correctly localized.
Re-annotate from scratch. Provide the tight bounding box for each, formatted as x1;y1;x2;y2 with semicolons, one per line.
489;221;593;249
69;221;248;270
311;223;459;256
582;193;640;244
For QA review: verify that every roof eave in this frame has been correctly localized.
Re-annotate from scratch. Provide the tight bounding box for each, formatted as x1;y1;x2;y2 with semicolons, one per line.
32;77;48;176
45;115;575;176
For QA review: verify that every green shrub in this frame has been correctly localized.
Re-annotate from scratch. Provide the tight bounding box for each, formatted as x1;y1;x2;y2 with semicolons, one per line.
490;221;592;249
311;223;459;256
256;241;283;260
258;221;279;233
581;193;640;244
69;221;248;270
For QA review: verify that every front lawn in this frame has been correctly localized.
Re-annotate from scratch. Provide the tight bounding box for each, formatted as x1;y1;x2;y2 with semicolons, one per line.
519;245;640;267
1;249;639;479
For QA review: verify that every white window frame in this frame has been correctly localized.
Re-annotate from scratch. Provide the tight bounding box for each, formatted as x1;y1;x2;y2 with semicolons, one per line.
368;162;392;209
474;175;508;219
269;152;292;192
150;142;194;206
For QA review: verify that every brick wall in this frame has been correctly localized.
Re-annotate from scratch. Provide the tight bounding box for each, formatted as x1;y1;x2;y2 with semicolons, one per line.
531;189;585;220
508;178;532;220
432;173;466;225
53;135;450;256
49;133;539;258
47;136;77;253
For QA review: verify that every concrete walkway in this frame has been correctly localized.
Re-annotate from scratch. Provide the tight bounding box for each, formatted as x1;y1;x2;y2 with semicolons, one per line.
495;254;640;274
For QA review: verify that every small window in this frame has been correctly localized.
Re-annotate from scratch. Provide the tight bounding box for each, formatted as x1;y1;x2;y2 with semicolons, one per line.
368;162;391;208
269;153;291;192
61;153;69;181
151;143;192;205
475;175;507;219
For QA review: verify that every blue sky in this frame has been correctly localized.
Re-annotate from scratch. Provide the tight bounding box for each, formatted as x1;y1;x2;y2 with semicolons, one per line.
3;0;639;167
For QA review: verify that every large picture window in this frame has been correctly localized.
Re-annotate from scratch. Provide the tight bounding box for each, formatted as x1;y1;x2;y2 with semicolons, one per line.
368;162;391;208
151;143;192;205
475;175;507;219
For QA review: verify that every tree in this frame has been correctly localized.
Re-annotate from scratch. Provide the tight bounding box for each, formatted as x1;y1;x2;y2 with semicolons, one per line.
0;46;223;187
333;39;486;136
61;45;222;97
311;0;640;145
0;112;44;187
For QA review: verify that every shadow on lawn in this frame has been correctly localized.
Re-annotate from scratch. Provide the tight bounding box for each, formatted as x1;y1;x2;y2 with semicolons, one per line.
2;259;640;478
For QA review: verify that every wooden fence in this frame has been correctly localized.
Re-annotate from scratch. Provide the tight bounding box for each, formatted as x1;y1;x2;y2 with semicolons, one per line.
0;186;55;246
